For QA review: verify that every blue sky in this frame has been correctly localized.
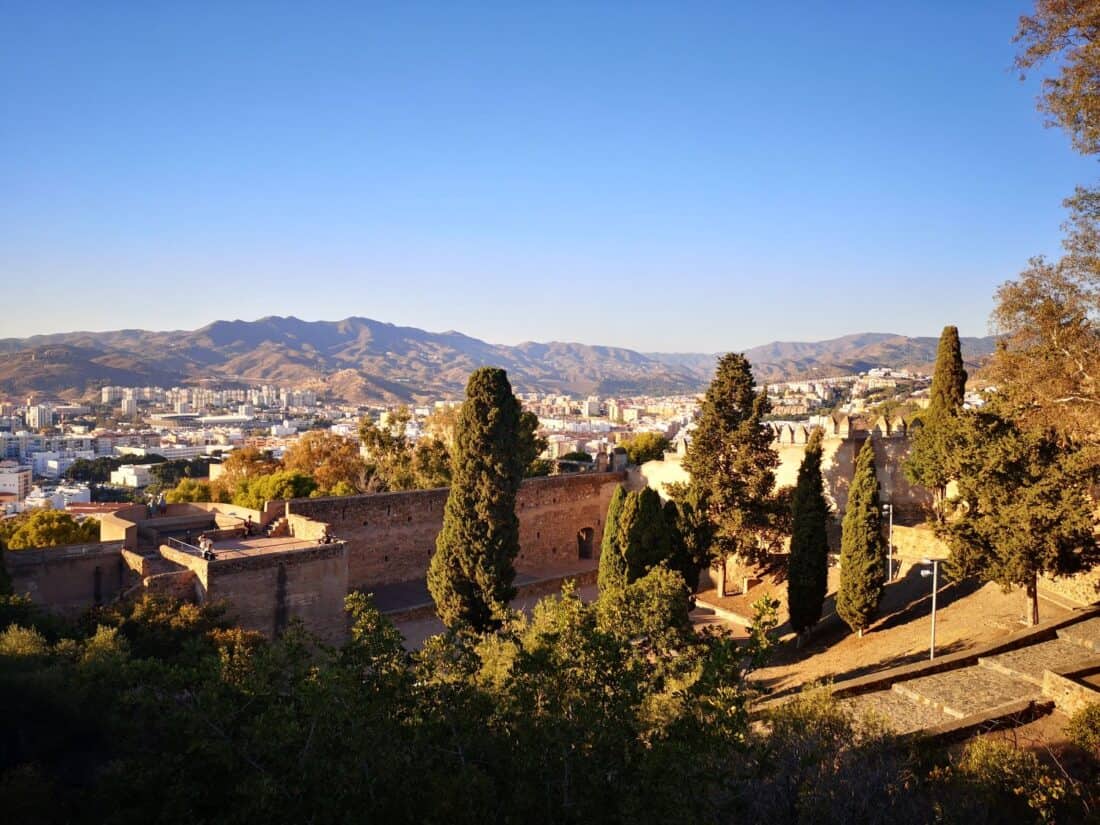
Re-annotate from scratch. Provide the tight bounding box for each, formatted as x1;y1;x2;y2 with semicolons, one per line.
1;2;1093;351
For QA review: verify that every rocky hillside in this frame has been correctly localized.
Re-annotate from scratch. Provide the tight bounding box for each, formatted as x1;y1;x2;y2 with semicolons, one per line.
0;319;997;402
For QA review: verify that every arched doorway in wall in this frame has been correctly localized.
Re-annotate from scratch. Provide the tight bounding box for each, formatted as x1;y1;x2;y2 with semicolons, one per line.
577;527;595;560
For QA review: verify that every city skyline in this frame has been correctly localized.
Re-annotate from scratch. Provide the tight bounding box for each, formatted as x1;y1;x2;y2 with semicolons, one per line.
3;3;1092;350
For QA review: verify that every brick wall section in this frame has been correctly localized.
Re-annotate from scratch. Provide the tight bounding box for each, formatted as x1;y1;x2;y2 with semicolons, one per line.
6;542;129;615
285;472;625;590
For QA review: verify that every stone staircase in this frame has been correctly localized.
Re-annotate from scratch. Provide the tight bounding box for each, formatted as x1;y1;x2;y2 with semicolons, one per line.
267;517;290;537
1058;616;1100;653
837;617;1100;735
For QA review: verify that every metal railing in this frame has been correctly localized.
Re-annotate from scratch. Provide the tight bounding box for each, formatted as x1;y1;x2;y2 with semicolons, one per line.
165;537;205;557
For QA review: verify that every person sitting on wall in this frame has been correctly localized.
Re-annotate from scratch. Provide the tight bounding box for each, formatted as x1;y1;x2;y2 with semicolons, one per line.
318;527;333;545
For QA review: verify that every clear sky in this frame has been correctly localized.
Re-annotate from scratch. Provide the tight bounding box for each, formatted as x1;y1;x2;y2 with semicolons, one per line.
1;2;1093;351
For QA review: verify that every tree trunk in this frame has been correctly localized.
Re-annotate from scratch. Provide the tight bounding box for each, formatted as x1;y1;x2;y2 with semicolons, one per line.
716;559;726;598
1026;574;1040;627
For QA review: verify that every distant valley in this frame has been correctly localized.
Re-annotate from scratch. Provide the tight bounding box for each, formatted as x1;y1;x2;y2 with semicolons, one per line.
0;318;997;403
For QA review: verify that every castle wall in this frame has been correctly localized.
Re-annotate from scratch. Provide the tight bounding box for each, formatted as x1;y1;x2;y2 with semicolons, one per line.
641;434;932;519
6;542;129;615
285;472;625;591
159;542;350;642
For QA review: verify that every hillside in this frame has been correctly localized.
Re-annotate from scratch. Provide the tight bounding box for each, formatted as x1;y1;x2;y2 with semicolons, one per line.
0;319;998;402
649;332;998;384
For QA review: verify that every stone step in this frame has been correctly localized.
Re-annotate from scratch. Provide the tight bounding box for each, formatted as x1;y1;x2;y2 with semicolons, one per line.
839;689;954;735
980;638;1100;686
1057;616;1100;653
892;665;1040;720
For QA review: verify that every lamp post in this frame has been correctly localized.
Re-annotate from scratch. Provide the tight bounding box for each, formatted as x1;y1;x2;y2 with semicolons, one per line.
920;558;940;660
882;502;894;580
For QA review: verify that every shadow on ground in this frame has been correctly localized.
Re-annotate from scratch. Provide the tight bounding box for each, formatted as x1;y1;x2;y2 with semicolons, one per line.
750;564;980;701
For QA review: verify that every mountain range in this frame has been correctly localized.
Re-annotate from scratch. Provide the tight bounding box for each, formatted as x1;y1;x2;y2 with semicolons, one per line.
0;317;997;403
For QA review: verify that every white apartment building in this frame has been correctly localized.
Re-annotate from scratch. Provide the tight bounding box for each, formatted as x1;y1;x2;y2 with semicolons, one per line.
26;404;54;430
110;464;155;488
0;462;33;502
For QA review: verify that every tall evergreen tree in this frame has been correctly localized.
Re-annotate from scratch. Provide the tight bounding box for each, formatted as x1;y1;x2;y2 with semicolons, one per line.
663;495;709;592
928;325;968;415
683;354;782;581
427;368;528;632
598;484;628;592
617;487;672;583
942;407;1099;626
598;487;682;592
905;325;968;520
787;428;830;640
836;438;886;637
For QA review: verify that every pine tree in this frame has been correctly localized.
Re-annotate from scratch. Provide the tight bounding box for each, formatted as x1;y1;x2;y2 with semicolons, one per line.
427;368;528;632
836;438;886;637
787;428;830;639
905;325;967;520
598;484;628;592
942;407;1099;626
682;354;781;579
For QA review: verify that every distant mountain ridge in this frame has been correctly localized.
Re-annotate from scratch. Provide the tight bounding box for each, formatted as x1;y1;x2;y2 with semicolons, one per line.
649;332;997;384
0;318;997;402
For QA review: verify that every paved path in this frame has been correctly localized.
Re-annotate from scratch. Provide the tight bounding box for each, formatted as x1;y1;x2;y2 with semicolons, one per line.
837;617;1100;734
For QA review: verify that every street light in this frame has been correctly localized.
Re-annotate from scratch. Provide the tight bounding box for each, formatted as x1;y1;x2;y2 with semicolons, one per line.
920;558;940;660
882;502;894;580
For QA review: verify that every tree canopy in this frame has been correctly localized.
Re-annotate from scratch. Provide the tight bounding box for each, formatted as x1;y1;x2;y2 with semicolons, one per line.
1015;0;1100;155
0;510;100;551
282;430;367;494
620;432;670;465
231;471;318;511
940;406;1099;625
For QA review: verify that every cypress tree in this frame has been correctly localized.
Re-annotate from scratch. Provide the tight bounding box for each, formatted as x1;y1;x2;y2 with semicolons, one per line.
617;487;671;583
427;367;527;632
663;497;704;592
928;325;968;416
836;438;886;637
787;428;829;639
598;484;628;592
905;325;968;520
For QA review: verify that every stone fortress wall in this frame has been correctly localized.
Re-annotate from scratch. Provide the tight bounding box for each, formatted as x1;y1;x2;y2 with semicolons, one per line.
5;472;627;638
284;471;624;591
643;428;933;519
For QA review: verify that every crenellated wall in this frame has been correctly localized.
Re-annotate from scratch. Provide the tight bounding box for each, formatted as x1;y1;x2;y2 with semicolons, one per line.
642;433;932;518
284;472;625;590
